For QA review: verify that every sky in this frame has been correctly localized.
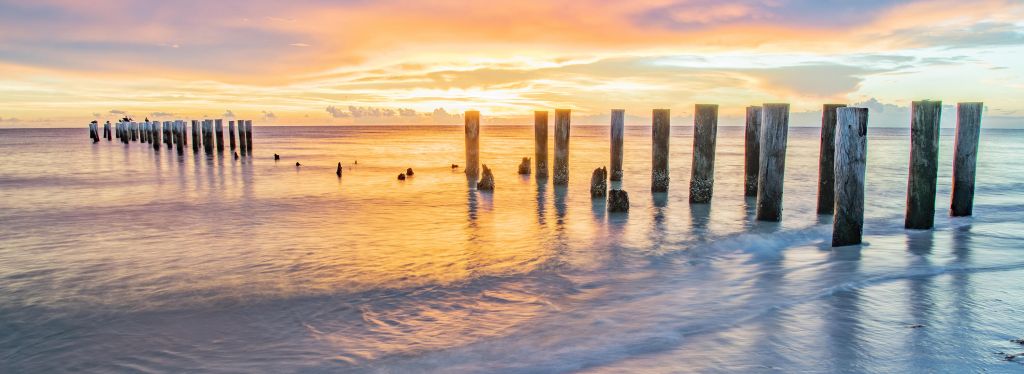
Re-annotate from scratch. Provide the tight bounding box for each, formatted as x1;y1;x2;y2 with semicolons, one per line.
0;0;1022;127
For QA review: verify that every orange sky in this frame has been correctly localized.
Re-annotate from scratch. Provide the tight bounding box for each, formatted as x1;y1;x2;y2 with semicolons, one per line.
0;0;1022;127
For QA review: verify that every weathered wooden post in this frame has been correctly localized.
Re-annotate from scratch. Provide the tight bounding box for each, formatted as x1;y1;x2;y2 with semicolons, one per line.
244;120;253;153
905;100;942;229
756;103;790;221
203;120;214;155
817;104;847;214
464;111;481;179
179;120;187;146
152;121;161;150
215;119;225;152
131;122;138;142
191;120;200;153
951;102;983;217
88;123;98;142
744;106;762;196
690;104;718;203
104;122;111;141
163;121;171;147
238;120;248;156
534;111;549;179
228;120;237;150
651;109;670;192
175;121;185;154
832;107;869;247
610;109;625;181
553;109;571;185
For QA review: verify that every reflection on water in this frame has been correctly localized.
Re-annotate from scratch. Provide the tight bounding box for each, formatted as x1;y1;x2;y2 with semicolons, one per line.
0;126;1023;373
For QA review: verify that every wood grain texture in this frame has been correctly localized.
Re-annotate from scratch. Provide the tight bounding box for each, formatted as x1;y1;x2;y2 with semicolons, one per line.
832;107;868;247
817;104;847;214
756;103;790;221
905;100;942;229
534;111;549;179
464;111;481;180
553;109;571;185
690;104;718;203
610;109;625;181
651;109;670;192
951;102;983;217
744;106;762;197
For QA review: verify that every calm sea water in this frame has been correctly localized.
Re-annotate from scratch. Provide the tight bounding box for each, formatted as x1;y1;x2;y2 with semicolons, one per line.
1;125;1023;373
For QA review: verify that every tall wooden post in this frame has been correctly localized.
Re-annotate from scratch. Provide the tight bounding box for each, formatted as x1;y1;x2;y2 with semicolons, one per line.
238;120;248;156
744;106;762;196
756;103;790;221
191;120;200;153
690;104;718;203
534;111;549;179
553;109;571;185
610;109;625;181
905;100;942;229
104;122;111;141
465;111;480;179
651;109;670;192
951;102;983;217
817;104;847;214
175;121;185;154
152;122;161;150
215;119;225;152
228;120;237;150
832;107;869;247
203;120;214;155
244;120;253;153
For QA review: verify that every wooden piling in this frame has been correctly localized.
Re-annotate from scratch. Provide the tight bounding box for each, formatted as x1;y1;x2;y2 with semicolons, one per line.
832;107;869;247
690;104;718;203
228;121;237;150
175;121;185;154
191;120;200;153
152;122;161;150
553;109;571;185
610;109;625;181
244;120;253;153
905;100;942;229
756;103;791;221
817;104;848;214
744;106;762;196
104;122;111;141
534;111;549;179
203;120;214;155
238;120;248;156
215;119;225;152
951;102;983;217
465;111;481;179
651;109;670;192
131;122;138;142
164;121;172;147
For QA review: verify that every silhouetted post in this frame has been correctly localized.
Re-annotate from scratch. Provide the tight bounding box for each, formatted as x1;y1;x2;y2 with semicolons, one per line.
191;120;200;153
104;122;111;141
238;120;248;156
179;120;187;146
832;107;869;247
951;102;983;217
610;109;625;181
88;123;98;142
176;121;185;154
690;104;718;203
651;109;670;192
744;106;762;196
464;111;480;179
152;122;161;151
244;120;253;153
756;103;790;221
905;100;942;229
534;111;548;179
215;119;224;152
553;109;571;185
164;121;172;147
131;122;138;142
228;120;237;150
817;104;847;214
203;120;214;155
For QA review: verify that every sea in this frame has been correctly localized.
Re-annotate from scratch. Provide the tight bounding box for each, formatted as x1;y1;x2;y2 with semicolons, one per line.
1;124;1023;373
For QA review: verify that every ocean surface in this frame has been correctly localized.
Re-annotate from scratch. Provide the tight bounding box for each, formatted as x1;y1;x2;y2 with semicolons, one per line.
1;124;1023;373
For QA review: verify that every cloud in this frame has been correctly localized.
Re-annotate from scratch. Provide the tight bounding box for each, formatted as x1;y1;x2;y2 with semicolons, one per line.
92;112;101;118
289;43;310;47
109;109;126;115
223;110;235;118
326;105;350;118
262;110;276;121
150;111;174;117
326;105;418;118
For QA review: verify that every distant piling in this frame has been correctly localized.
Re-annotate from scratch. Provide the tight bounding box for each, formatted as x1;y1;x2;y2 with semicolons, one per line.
553;109;571;185
164;121;172;147
817;104;847;214
610;109;625;181
175;121;185;154
534;111;549;179
104;122;111;141
203;120;214;155
89;122;98;143
832;107;869;247
215;119;225;152
756;103;791;221
951;102;983;217
689;104;718;203
244;120;253;153
131;122;138;142
651;109;670;192
465;111;480;179
152;122;161;150
238;120;248;156
228;120;237;150
905;100;942;229
744;106;762;197
191;120;200;153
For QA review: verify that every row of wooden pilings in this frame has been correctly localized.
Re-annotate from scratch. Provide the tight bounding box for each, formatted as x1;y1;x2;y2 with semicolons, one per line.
91;119;254;156
463;101;984;248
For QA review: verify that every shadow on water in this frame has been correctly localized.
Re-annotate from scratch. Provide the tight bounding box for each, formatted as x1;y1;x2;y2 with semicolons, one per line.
536;178;547;226
688;203;711;241
950;224;976;354
591;195;606;223
905;229;938;371
824;247;866;372
649;192;669;252
553;185;568;226
741;196;757;229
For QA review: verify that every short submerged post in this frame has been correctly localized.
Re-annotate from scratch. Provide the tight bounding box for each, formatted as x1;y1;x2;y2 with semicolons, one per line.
817;104;847;214
553;109;571;185
245;120;253;153
534;111;549;179
744;106;762;196
951;102;983;217
690;104;718;203
832;107;869;247
610;109;625;181
905;100;942;229
215;119;225;152
464;111;480;180
756;103;790;221
228;120;237;150
651;109;670;192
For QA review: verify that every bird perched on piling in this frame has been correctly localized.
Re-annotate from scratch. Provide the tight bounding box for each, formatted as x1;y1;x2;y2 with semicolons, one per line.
234;152;239;160
406;168;414;176
337;162;343;177
274;153;280;160
295;162;301;167
398;173;406;180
